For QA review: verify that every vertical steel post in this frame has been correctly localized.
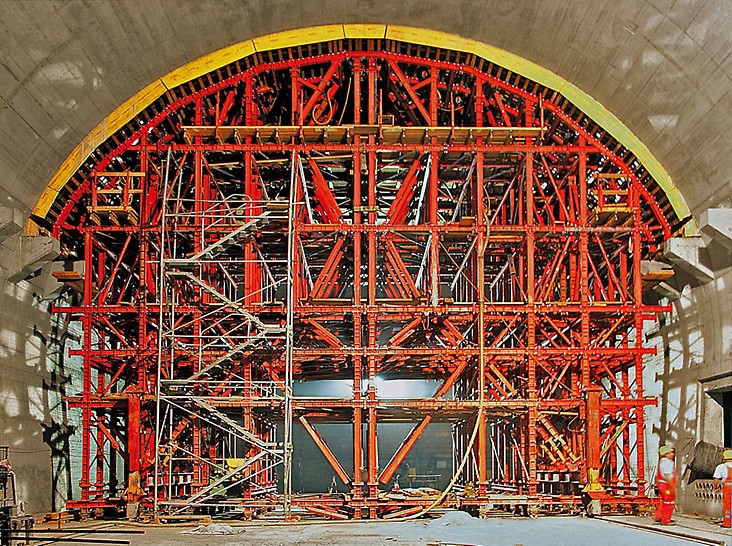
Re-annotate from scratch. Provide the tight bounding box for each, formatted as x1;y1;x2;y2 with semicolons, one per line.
153;146;172;516
365;58;379;516
476;147;488;497
525;149;538;497
632;182;647;491
283;151;297;518
80;229;93;503
352;59;364;506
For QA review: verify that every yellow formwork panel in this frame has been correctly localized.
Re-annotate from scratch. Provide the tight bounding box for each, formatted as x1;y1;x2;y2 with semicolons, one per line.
109;80;167;131
253;25;345;51
162;41;256;89
385;26;566;91
33;24;692;230
343;24;387;40
559;80;692;231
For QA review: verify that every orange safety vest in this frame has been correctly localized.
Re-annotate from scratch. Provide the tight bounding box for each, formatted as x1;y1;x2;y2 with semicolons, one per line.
723;464;732;526
654;461;676;524
724;463;732;486
656;462;676;499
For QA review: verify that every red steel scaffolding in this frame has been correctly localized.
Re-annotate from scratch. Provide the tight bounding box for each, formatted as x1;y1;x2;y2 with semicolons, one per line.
42;38;678;518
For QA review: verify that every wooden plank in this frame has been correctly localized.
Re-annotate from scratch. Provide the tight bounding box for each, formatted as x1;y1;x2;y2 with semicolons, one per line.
182;125;544;146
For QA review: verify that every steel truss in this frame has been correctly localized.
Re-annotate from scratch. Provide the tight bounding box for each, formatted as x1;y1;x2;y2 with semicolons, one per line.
50;41;673;518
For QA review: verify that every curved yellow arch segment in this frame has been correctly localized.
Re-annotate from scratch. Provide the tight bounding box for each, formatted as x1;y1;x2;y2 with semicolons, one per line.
33;24;691;230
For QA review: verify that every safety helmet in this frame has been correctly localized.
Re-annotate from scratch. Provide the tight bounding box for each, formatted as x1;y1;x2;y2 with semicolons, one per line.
659;445;674;456
724;449;732;461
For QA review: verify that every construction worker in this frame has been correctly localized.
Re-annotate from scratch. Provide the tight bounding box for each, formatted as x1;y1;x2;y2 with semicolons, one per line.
713;449;732;528
654;445;677;525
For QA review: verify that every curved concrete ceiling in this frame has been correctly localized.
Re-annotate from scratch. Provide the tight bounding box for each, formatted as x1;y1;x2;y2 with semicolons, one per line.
1;0;731;220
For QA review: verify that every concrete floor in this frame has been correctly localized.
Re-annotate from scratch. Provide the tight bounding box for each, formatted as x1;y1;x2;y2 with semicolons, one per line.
28;513;732;546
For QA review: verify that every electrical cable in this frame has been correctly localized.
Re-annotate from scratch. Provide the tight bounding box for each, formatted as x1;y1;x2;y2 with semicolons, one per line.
336;76;352;126
392;222;490;521
283;201;492;524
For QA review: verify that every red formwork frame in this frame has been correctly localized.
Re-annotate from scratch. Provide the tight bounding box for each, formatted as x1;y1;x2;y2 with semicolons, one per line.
46;39;676;518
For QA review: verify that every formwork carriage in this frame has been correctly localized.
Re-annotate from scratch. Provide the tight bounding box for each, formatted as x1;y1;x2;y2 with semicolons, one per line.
43;39;677;518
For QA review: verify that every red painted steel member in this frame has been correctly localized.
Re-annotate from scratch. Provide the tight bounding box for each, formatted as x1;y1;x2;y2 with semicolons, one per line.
713;449;732;528
654;445;677;525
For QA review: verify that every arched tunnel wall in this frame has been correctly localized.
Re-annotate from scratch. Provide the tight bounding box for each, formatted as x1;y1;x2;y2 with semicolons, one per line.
0;0;731;514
